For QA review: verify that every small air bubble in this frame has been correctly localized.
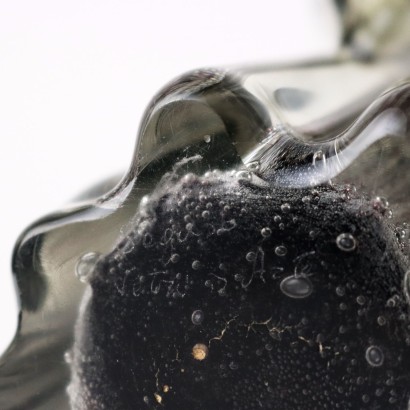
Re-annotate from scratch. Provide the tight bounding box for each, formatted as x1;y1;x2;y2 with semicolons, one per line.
336;233;357;252
246;252;256;262
281;203;291;213
362;394;370;403
375;388;383;397
261;227;272;238
365;345;384;367
335;286;345;296
170;253;180;263
275;245;287;257
203;134;211;143
75;252;100;283
280;275;313;299
229;361;239;370
192;260;201;270
182;173;196;184
246;161;260;172
356;295;366;305
191;310;204;325
64;351;72;364
140;195;150;206
386;295;398;308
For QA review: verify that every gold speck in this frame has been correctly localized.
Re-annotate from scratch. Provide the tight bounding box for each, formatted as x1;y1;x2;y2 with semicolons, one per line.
163;385;170;393
154;393;162;404
192;343;208;361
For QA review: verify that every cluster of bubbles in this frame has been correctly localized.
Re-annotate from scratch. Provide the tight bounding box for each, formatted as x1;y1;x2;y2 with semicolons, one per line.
372;196;393;219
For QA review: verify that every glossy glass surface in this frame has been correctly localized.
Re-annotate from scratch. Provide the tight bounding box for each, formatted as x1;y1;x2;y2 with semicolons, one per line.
1;11;410;408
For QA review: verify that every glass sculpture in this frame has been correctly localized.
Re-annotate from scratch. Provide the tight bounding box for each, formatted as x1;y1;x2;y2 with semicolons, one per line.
1;2;409;409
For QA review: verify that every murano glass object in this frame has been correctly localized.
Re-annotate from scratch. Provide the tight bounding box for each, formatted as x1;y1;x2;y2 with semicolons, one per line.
1;2;410;410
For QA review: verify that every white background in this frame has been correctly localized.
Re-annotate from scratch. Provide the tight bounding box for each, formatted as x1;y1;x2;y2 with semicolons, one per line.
0;0;341;355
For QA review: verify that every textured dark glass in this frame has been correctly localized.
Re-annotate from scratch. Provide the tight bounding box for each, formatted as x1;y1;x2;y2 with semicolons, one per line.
71;179;409;409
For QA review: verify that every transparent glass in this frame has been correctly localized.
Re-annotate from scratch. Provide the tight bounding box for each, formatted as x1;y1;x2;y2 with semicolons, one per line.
1;6;410;410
